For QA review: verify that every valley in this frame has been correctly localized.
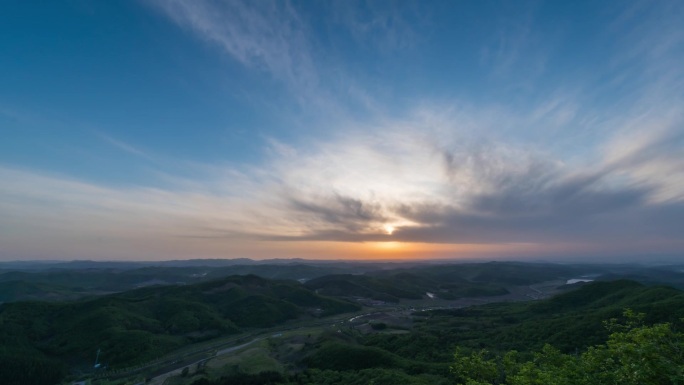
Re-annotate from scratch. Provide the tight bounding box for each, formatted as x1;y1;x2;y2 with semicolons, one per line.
2;260;684;384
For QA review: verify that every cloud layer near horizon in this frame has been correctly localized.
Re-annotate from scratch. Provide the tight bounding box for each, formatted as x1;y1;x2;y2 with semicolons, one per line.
2;100;683;260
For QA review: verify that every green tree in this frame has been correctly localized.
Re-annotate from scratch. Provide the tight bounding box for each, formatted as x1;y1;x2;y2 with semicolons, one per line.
451;348;500;385
452;310;684;385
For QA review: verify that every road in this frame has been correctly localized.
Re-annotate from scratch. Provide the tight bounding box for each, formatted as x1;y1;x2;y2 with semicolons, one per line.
145;318;354;385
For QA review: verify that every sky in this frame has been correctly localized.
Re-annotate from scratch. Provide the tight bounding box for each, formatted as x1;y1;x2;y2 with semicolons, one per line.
1;0;683;262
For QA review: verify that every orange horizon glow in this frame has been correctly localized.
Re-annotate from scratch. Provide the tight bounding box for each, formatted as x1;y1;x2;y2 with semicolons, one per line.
196;240;554;261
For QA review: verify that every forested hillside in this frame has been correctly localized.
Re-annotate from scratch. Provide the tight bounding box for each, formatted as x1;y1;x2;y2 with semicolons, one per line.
0;275;359;384
3;266;684;385
181;280;684;385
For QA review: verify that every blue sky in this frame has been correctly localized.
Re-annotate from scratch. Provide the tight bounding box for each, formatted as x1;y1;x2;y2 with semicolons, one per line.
1;0;683;261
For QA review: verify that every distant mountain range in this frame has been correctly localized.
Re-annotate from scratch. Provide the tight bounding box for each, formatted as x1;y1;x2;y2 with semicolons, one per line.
2;260;684;304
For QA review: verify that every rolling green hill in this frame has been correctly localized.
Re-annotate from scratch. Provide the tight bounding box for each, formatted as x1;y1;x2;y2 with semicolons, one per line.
0;274;360;383
0;263;365;303
395;280;684;355
0;280;89;303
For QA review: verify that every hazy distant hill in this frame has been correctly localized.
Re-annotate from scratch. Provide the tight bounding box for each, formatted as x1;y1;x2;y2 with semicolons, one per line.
304;262;601;302
0;258;388;271
0;280;88;303
305;271;509;302
3;260;684;304
393;261;590;285
0;263;372;302
2;260;684;307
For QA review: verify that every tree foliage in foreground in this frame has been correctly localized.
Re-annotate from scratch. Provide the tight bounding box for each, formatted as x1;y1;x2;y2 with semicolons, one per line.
452;310;684;385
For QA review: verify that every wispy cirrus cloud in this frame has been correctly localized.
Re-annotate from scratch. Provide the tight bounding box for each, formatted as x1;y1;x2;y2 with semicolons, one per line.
145;0;420;122
479;2;548;84
96;132;152;159
329;0;422;51
148;0;320;103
